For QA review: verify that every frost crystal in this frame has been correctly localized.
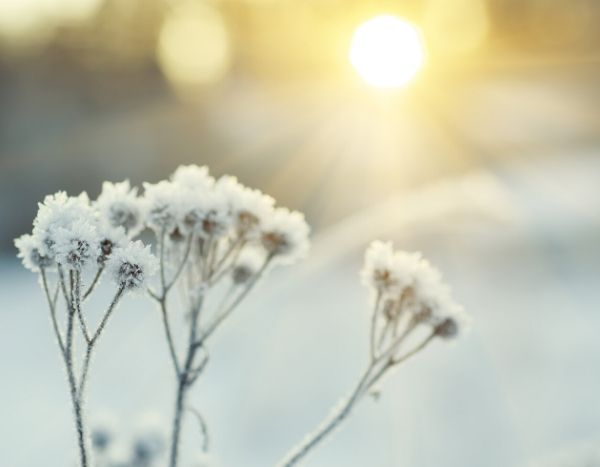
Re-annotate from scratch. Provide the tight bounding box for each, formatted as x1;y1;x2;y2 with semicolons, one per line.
261;207;310;264
107;241;158;290
95;180;143;236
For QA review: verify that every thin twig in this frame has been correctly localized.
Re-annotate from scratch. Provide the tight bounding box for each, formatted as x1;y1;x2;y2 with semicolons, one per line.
160;298;181;376
165;234;193;293
74;272;91;344
197;256;272;344
40;268;66;357
186;406;210;453
78;286;126;399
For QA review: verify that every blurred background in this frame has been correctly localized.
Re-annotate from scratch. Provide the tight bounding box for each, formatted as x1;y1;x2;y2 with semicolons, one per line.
0;0;599;466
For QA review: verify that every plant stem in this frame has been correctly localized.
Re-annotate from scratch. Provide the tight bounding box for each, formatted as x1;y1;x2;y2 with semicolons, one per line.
168;295;204;467
64;286;89;467
277;365;374;467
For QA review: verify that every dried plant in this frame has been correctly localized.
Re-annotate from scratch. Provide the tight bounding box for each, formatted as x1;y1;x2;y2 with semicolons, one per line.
15;191;157;467
275;240;469;466
16;165;469;467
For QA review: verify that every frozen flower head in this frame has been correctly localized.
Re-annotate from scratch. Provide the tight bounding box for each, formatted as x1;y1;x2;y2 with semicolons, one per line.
232;248;265;284
362;241;469;340
54;220;100;271
95;180;143;236
261;207;310;264
142;181;181;233
107;241;158;291
172;164;215;192
216;176;275;238
32;191;96;257
97;227;128;265
15;234;54;272
179;190;232;238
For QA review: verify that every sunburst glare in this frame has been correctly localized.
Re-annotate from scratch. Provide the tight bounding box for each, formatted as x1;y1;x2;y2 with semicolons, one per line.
349;15;425;88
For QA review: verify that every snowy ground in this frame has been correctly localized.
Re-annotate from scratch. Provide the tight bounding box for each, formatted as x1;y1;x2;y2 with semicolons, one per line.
1;152;599;467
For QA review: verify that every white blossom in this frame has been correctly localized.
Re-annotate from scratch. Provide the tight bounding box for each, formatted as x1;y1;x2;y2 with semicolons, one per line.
95;180;143;236
14;234;54;272
107;240;158;291
260;207;310;264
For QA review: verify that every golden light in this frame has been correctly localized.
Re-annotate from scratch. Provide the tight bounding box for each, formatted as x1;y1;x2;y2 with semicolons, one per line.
157;2;231;92
349;15;425;88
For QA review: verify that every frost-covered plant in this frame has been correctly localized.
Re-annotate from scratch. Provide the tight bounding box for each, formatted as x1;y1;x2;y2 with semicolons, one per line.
15;190;157;467
140;165;310;467
16;166;469;467
276;240;469;466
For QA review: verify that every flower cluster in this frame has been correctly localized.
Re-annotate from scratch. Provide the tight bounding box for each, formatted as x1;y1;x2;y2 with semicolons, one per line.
15;189;157;291
362;240;469;342
141;165;310;284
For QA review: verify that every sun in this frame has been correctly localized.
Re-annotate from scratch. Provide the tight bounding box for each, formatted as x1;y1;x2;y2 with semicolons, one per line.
349;15;425;88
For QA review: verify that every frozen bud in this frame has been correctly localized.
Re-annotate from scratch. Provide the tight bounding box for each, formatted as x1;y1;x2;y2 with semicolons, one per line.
232;249;265;284
434;317;458;339
54;220;100;271
216;176;275;238
95;180;143;237
15;234;54;272
142;181;181;233
107;241;158;291
97;227;128;265
171;164;215;191
179;190;232;238
261;207;310;264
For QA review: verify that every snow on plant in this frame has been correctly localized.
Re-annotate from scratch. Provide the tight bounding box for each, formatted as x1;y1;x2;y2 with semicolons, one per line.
141;165;309;467
16;165;469;467
275;240;469;466
15;191;157;467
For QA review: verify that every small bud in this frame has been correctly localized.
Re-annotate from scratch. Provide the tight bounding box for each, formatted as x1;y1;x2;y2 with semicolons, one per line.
434;317;459;339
